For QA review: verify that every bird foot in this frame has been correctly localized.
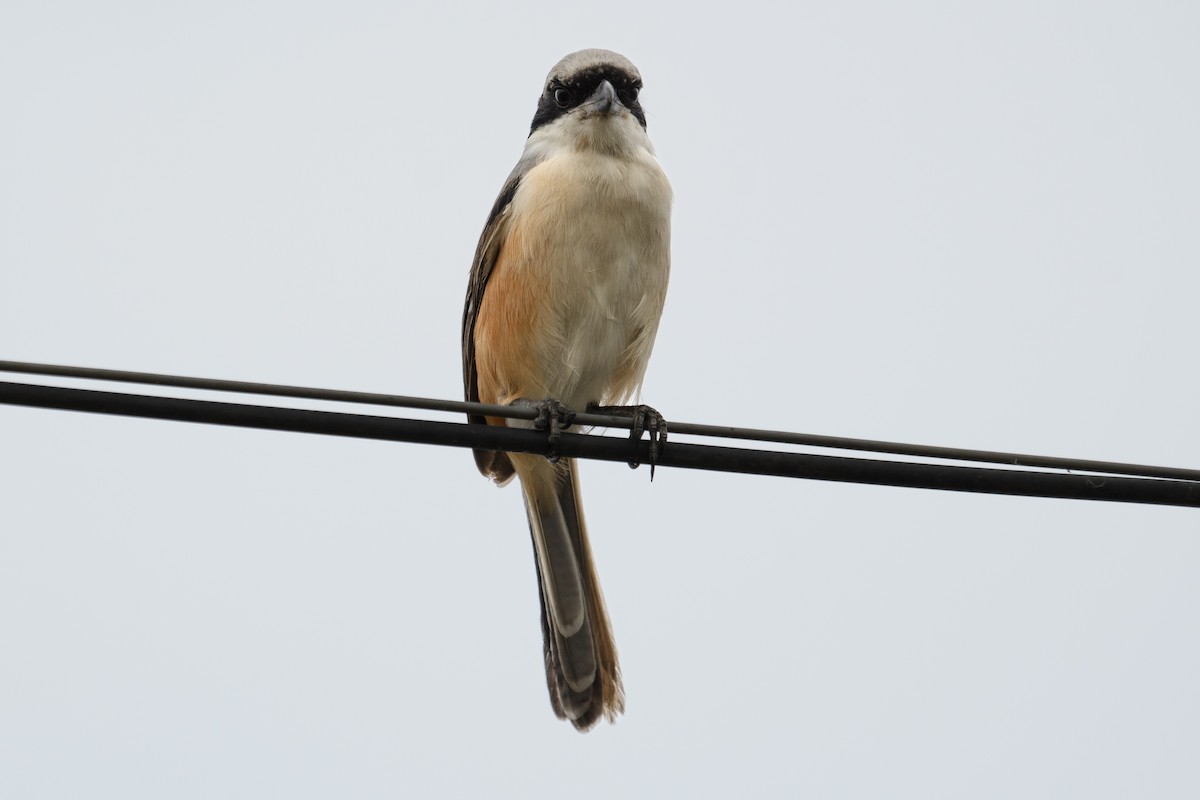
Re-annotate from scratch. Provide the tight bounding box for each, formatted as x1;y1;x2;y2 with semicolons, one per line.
515;398;577;463
588;403;667;480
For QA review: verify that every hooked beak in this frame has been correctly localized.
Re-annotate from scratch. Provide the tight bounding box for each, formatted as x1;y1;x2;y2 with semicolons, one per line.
582;80;622;116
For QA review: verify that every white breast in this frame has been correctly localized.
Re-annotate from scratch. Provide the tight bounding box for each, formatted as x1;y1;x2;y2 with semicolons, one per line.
508;139;672;410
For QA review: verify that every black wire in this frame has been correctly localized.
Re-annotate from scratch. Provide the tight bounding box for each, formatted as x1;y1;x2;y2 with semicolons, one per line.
2;359;1197;482
2;380;1198;509
0;359;548;422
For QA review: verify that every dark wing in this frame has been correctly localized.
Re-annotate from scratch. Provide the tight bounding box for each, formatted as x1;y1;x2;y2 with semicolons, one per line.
461;171;523;482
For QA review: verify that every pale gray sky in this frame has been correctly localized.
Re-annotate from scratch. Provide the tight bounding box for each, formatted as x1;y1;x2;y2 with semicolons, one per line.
2;1;1199;797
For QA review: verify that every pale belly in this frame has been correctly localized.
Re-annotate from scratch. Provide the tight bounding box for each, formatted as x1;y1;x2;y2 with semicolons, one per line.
491;149;672;411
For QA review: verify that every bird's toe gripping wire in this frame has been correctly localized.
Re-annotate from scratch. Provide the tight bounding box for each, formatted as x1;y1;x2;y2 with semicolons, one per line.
589;403;668;480
524;398;577;463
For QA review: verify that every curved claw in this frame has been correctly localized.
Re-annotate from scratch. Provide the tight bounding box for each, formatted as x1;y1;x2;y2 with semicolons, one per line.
641;408;667;480
589;403;668;480
526;398;576;463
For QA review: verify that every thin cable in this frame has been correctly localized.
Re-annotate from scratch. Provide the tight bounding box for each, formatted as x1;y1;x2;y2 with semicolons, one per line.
664;421;1200;482
0;358;638;429
0;359;544;422
3;380;1198;508
2;358;1198;482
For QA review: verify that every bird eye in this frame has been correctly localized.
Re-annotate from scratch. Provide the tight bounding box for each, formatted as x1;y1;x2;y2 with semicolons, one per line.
553;87;572;107
620;86;640;105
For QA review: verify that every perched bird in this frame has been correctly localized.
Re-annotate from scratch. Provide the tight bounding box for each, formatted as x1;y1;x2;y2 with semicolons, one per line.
461;49;672;730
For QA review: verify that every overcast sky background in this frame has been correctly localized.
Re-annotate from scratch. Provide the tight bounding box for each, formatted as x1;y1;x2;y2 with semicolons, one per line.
3;1;1199;797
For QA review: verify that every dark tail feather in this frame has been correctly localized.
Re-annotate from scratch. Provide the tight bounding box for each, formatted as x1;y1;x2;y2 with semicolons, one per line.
517;455;623;731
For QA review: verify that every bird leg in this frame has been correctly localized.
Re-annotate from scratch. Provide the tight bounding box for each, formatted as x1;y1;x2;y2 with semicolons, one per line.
587;403;667;479
513;398;577;463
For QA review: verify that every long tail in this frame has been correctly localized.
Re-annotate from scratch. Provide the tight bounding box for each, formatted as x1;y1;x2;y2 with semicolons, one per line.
513;453;624;731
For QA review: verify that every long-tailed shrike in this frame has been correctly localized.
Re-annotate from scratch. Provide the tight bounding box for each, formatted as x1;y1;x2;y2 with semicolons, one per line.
461;49;671;731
